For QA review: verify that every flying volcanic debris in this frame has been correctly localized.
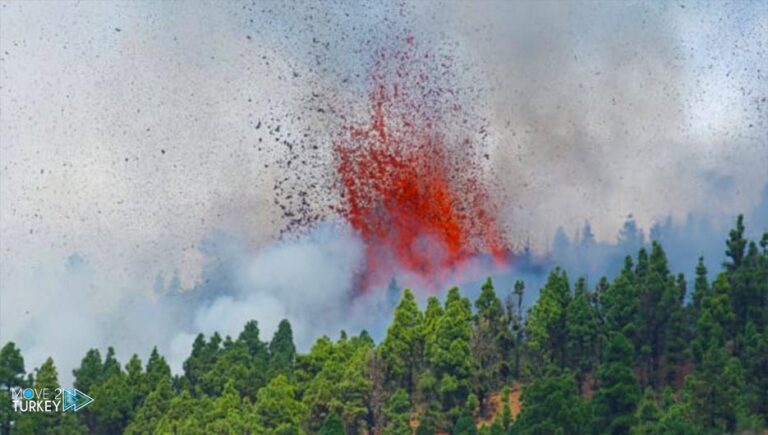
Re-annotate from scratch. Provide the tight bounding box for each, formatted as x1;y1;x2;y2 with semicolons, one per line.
332;36;509;290
268;34;510;292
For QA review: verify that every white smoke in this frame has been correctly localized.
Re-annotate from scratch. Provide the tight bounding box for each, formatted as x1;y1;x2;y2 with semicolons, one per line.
1;0;766;383
168;220;373;370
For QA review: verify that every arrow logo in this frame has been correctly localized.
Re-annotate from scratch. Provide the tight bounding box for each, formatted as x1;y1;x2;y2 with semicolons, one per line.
62;388;94;412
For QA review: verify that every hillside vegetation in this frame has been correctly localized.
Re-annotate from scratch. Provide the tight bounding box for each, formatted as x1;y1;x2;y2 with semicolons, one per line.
1;215;767;434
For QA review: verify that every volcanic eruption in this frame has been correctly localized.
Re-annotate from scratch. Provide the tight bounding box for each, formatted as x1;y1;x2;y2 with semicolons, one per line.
333;37;508;289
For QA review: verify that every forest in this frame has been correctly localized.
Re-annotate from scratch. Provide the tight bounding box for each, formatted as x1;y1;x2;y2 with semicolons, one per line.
1;215;766;434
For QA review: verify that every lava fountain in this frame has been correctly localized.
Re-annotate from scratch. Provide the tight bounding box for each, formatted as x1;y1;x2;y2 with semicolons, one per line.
334;37;508;290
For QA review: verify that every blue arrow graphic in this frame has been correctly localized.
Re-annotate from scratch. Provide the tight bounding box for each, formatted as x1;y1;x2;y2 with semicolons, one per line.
62;388;94;412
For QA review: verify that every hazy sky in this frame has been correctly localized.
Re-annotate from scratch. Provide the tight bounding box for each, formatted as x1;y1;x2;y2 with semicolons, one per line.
1;0;766;378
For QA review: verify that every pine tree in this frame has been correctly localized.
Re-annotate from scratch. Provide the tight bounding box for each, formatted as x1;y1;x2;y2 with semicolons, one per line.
526;269;571;371
73;349;103;393
740;321;768;419
336;344;373;432
692;257;709;312
89;362;133;434
240;320;268;357
662;273;688;386
592;333;641;434
202;380;251;434
728;236;768;333
724;214;747;272
202;338;254;397
471;278;506;410
513;369;590;435
631;388;660;435
427;287;472;417
381;289;424;395
254;374;306;432
124;354;144;411
417;295;443;413
182;333;211;392
301;332;372;433
238;320;270;399
154;389;206;435
102;347;120;378
600;273;638;342
383;388;411;435
685;343;747;432
0;342;25;435
423;296;444;339
0;342;25;389
648;387;701;434
691;274;733;366
269;319;297;380
565;277;599;391
145;346;172;395
635;242;678;387
125;375;173;435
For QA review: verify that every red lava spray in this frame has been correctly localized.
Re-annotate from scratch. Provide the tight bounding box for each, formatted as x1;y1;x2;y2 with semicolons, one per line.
334;37;508;290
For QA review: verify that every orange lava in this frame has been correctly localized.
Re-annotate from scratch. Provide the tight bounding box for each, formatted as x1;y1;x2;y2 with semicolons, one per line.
334;38;507;289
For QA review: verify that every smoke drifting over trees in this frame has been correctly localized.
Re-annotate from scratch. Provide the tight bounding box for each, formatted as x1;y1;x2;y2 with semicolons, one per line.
1;217;766;433
1;0;766;389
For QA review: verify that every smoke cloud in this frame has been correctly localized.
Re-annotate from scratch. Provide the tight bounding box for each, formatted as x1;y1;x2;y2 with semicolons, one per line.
422;1;767;246
1;1;766;382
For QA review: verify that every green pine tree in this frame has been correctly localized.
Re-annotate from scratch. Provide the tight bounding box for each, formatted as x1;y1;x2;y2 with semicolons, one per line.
630;388;660;435
513;368;590;435
427;287;472;417
471;278;507;411
0;342;26;435
254;374;306;432
381;289;424;395
269;319;297;380
526;269;571;371
565;277;599;392
383;388;411;435
592;333;641;434
124;375;172;435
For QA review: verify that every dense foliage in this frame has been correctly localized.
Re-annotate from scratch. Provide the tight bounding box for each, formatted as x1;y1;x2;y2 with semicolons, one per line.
1;216;767;434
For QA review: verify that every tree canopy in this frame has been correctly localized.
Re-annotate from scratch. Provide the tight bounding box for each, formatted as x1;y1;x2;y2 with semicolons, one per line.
1;216;766;433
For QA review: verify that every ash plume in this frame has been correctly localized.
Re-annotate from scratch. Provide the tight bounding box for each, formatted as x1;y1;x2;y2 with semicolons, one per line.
1;1;766;382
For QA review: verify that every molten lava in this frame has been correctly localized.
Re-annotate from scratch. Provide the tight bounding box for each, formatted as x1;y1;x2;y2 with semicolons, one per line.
334;38;507;289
